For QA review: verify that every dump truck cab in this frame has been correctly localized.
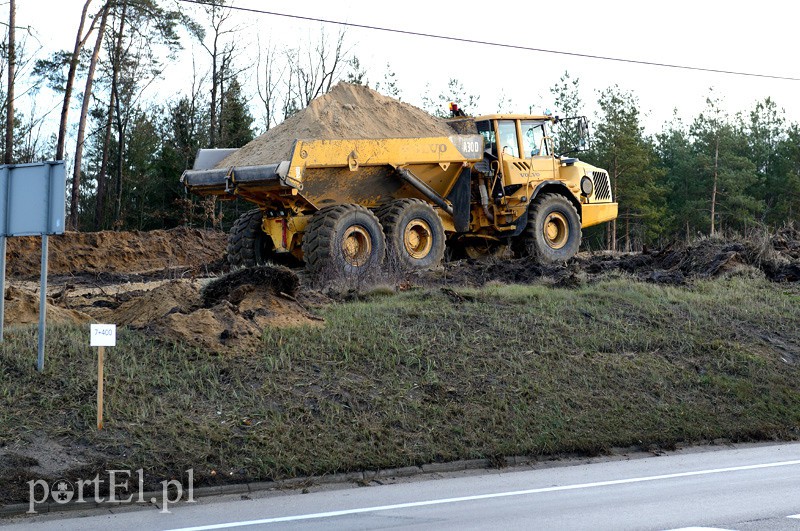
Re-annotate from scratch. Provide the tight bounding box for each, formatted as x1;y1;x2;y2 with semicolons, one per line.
468;114;617;239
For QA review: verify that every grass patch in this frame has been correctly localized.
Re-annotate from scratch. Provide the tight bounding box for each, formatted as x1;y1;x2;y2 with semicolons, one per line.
1;276;800;503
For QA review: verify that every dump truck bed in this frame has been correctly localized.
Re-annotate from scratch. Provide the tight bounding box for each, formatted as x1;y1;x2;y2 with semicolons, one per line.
181;134;484;210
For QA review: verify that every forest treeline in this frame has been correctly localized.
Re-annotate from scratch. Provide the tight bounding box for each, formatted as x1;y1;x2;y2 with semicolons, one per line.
2;0;798;250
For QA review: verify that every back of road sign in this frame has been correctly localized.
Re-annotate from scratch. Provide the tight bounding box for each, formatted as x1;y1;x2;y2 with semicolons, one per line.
0;161;66;237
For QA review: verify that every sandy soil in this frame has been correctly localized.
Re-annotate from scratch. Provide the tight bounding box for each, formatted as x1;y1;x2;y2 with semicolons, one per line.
6;227;226;278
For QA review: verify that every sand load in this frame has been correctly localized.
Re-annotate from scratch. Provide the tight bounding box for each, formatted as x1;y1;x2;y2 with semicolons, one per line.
216;82;455;167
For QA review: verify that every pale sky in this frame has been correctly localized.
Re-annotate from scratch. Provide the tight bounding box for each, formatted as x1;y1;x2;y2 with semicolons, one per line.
18;0;800;138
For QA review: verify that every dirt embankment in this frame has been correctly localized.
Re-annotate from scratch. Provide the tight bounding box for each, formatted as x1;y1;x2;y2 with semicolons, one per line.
435;226;800;288
2;225;798;351
7;227;226;278
216;82;456;166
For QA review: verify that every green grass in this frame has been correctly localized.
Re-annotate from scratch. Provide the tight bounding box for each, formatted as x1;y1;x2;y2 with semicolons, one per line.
1;276;800;503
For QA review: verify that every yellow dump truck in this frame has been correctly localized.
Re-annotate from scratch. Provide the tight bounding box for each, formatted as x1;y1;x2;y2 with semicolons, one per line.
182;113;617;276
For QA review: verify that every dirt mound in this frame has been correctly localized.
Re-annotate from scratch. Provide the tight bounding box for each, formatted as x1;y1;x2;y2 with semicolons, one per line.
67;267;319;351
217;82;455;166
436;227;800;287
201;265;299;306
4;286;90;326
109;282;201;327
7;227;226;278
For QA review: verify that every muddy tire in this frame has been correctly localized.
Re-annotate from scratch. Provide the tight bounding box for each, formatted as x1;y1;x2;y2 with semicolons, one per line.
514;193;581;264
228;209;274;268
302;204;386;277
377;199;446;270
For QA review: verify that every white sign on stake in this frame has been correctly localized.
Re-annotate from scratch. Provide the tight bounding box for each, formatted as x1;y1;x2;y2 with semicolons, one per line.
90;324;116;347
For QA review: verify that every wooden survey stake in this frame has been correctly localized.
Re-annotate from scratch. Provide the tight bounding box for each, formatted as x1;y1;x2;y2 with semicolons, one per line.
91;324;116;430
97;345;104;429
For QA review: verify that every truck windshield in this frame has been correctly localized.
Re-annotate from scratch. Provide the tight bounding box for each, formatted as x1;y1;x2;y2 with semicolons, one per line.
522;120;548;157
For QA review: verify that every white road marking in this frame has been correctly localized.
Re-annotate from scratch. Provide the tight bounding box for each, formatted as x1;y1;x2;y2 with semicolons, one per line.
787;514;800;519
664;528;737;530
165;458;800;531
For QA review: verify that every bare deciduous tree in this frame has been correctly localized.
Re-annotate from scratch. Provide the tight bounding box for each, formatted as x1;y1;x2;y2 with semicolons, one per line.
255;36;284;132
5;0;14;164
286;28;346;109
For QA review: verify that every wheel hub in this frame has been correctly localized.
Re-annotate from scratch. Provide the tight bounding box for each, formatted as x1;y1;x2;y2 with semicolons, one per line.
403;219;433;259
543;212;569;249
342;225;372;266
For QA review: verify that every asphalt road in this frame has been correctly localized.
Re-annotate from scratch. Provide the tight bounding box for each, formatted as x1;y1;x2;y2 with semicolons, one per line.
4;442;800;530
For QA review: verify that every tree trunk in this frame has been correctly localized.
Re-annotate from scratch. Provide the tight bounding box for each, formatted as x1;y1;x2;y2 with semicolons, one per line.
110;1;128;226
208;31;219;148
625;208;631;252
710;134;720;236
5;0;15;164
69;3;109;231
218;53;226;146
114;99;124;226
94;90;115;230
611;152;619;252
57;0;95;161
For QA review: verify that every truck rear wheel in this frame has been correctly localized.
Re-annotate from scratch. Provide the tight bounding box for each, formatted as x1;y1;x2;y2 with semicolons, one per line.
377;199;446;270
228;209;274;268
303;204;386;277
514;193;581;264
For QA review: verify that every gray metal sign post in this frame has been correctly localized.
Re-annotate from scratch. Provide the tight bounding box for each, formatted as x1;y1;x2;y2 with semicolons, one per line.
0;161;66;371
0;235;5;341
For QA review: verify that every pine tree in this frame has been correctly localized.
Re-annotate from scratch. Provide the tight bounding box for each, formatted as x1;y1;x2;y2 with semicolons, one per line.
746;97;790;225
344;56;367;85
691;95;760;235
656;113;706;240
375;63;401;100
776;124;800;222
589;86;666;250
549;71;584;155
218;77;254;149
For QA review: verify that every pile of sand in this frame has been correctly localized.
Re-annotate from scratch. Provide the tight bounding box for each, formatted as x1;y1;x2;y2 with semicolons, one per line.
217;83;456;167
7;227;226;278
4;286;90;326
59;266;319;352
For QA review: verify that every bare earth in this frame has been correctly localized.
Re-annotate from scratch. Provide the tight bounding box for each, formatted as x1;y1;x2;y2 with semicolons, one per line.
3;223;798;353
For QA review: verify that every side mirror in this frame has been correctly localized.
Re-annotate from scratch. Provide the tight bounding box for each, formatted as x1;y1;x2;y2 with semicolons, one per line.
577;117;589;151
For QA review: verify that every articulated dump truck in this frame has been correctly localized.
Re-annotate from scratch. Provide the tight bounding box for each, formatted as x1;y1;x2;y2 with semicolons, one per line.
181;113;618;277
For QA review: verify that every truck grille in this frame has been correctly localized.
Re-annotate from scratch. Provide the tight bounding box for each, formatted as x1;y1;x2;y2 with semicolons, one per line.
592;171;611;201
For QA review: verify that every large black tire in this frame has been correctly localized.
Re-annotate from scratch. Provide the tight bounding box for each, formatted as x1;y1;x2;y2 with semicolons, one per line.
228;209;274;268
513;193;581;264
302;204;386;277
377;199;446;270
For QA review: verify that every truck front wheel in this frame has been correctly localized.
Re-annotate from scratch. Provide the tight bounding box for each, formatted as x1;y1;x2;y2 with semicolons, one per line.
303;204;386;278
514;193;581;264
377;199;446;270
228;209;274;268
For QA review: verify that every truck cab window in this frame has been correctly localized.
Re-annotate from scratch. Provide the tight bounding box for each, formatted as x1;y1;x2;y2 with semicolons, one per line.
497;120;519;158
522;120;548;156
476;120;496;157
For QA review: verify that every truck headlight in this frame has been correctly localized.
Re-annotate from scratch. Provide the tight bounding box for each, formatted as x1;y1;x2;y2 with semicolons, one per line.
580;176;594;196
